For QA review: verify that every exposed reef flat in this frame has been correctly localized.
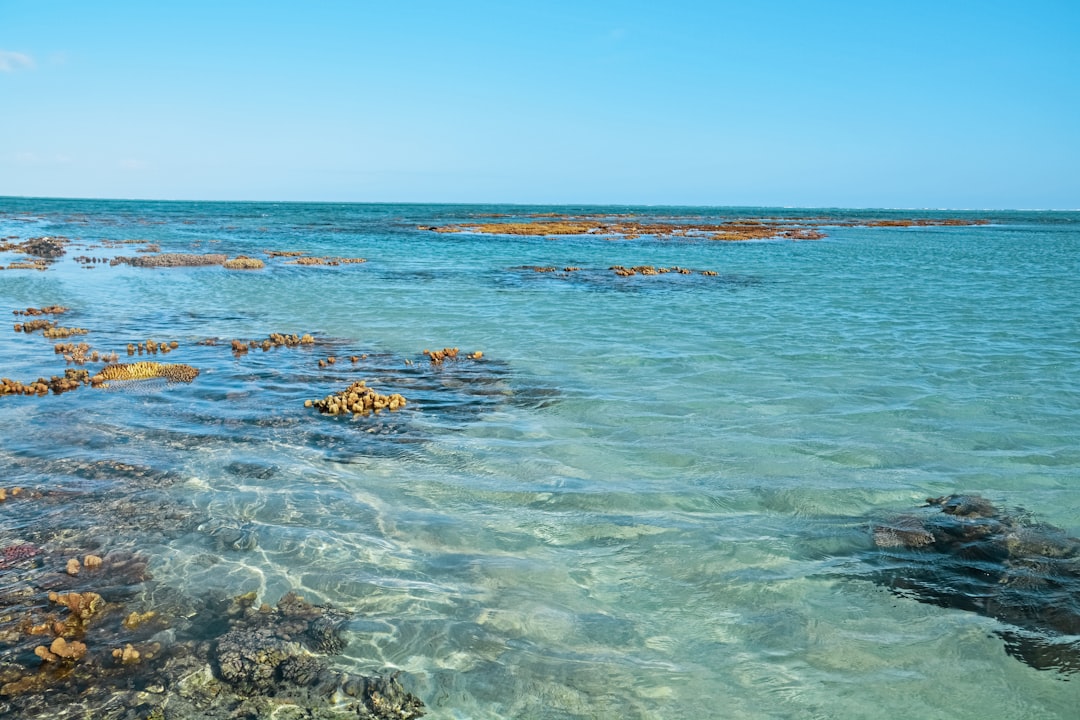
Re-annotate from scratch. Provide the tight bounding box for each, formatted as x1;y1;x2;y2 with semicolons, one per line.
425;214;988;241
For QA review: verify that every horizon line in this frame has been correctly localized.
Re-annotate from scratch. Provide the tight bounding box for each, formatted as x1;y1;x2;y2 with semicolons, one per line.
0;194;1076;213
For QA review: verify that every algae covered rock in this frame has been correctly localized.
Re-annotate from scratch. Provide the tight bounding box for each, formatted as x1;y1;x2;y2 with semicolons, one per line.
209;591;424;718
867;494;1080;673
90;362;200;386
222;256;266;270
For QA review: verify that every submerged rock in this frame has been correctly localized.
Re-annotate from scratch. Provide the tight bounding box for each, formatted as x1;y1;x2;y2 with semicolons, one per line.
208;591;423;718
867;494;1080;673
0;456;425;719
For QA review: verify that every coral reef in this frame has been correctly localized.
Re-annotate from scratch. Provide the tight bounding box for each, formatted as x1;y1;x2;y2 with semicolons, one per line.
222;256;266;270
2;261;49;271
286;256;367;266
305;380;407;417
0;378;49;396
0;369;88;397
13;319;55;334
126;339;180;356
423;347;483;364
0;455;425;719
111;253;228;268
231;332;315;355
427;215;986;241
90;362;200;387
13;306;69;316
609;265;699;277
18;236;69;259
41;326;88;340
47;369;91;394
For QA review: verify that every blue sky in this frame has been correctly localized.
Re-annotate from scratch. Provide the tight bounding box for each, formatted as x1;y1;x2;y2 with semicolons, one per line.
1;1;1077;208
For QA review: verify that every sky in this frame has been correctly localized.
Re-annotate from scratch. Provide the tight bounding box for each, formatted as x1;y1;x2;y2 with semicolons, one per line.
1;1;1078;208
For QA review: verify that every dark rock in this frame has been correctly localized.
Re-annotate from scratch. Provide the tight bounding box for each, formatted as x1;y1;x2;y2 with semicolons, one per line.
867;494;1080;672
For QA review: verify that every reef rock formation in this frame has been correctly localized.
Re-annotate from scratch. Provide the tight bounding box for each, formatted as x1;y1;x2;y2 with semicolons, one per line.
0;458;425;719
112;253;228;268
286;256;367;266
306;380;407;417
13;306;69;316
19;236;69;259
868;495;1080;673
90;362;199;386
222;256;265;270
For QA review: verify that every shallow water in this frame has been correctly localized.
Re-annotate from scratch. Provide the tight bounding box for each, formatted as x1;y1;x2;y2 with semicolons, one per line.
1;199;1079;718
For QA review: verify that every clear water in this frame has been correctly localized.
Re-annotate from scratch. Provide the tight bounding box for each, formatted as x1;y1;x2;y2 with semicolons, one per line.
1;199;1078;718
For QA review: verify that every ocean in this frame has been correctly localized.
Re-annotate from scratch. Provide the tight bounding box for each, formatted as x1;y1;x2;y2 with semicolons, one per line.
1;198;1078;718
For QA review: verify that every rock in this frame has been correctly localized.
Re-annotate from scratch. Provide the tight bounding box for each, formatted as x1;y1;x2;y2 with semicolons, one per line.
867;494;1080;672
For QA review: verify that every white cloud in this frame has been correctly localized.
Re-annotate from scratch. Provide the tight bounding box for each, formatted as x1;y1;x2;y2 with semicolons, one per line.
0;51;34;73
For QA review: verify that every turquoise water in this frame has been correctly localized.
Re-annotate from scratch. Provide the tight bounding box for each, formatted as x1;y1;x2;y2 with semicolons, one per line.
1;199;1078;717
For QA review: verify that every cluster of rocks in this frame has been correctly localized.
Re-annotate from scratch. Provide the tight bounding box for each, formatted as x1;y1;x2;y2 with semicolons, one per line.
0;237;69;271
12;317;91;343
0;457;426;719
73;256;111;266
0;236;69;259
41;326;89;340
12;319;56;334
285;256;367;266
305;380;407;417
55;342;118;365
13;306;69;317
0;369;92;396
519;265;580;273
422;347;483;365
127;340;180;356
610;265;695;277
229;332;315;355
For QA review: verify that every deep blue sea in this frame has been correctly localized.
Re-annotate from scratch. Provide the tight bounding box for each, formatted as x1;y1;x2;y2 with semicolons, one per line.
1;198;1078;718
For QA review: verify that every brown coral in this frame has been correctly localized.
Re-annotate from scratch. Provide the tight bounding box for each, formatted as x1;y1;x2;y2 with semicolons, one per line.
48;591;104;621
223;256;266;270
13;306;69;316
41;326;88;339
305;380;407;417
423;347;459;364
90;362;200;386
48;637;87;661
0;377;50;396
112;643;141;665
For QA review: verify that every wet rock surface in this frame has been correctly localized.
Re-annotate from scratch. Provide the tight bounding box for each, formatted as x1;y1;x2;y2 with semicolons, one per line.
867;494;1080;673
